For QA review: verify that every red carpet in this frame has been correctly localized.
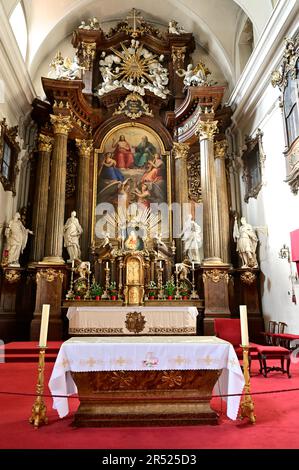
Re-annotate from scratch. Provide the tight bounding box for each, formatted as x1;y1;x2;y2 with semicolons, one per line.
0;342;62;362
0;352;299;449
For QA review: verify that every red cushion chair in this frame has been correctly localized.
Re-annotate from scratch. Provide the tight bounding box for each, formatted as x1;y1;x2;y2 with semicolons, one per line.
255;344;291;378
214;319;258;365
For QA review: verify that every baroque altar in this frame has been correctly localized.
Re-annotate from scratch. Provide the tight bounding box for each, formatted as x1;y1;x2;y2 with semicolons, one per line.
0;8;263;343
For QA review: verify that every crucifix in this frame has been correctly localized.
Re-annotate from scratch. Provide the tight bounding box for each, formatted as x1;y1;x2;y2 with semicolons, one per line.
126;8;144;37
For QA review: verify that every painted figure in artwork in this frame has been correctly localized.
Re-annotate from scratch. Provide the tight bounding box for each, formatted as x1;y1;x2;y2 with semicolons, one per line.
124;230;144;251
134;136;156;167
141;153;164;183
125;231;138;251
101;153;124;182
112;135;134;169
134;182;151;209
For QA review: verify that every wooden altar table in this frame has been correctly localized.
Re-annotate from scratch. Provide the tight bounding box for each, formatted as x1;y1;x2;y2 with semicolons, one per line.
66;306;198;335
48;336;245;426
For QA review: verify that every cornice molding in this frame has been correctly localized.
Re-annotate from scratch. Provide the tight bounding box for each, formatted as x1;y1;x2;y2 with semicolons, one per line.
228;0;298;130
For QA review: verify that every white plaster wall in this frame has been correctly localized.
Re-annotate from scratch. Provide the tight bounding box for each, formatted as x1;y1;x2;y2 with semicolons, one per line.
238;90;299;333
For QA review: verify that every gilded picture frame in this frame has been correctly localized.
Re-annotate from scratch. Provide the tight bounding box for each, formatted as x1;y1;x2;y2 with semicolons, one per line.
92;122;172;246
242;129;266;203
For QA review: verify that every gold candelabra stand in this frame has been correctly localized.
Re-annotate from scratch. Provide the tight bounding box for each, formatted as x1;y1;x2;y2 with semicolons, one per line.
157;266;164;300
102;265;111;299
175;270;181;300
29;347;48;428
239;345;256;424
190;264;199;299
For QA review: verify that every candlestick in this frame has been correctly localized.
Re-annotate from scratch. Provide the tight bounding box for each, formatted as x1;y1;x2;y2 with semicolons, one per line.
102;262;111;299
159;260;162;269
39;304;50;348
240;345;256;424
190;263;199;299
240;305;249;346
175;269;181;300
29;347;48;428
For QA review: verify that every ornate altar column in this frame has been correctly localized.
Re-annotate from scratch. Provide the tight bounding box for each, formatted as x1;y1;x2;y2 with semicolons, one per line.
214;140;230;264
173;142;190;260
75;139;93;260
43;115;73;264
31;134;53;262
196;116;221;263
197;116;231;334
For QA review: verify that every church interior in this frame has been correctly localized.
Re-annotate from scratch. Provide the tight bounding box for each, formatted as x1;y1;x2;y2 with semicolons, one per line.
0;0;299;451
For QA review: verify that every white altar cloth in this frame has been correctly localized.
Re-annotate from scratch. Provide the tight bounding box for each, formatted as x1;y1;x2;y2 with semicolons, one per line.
49;336;245;420
67;306;198;335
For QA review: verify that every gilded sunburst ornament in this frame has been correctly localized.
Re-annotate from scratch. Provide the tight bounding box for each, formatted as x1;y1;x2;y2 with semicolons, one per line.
96;40;169;99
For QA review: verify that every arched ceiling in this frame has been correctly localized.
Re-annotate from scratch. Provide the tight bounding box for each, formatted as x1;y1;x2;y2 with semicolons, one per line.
18;0;273;90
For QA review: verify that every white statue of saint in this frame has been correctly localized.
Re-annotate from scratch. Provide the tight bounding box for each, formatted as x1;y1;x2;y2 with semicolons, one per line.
181;214;202;263
233;216;258;268
5;212;33;266
63;211;83;261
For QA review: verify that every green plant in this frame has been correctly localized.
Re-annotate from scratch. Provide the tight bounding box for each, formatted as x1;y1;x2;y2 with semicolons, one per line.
179;281;190;296
90;282;103;298
164;277;176;296
109;281;118;295
147;281;157;297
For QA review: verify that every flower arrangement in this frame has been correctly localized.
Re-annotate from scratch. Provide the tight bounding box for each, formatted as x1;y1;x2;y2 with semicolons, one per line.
147;280;157;298
164;277;176;298
90;282;103;299
179;281;190;299
109;281;118;299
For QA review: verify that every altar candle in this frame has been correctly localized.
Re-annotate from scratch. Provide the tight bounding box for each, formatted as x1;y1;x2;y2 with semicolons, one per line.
106;261;109;269
240;305;249;346
159;261;162;269
192;262;195;270
39;304;50;348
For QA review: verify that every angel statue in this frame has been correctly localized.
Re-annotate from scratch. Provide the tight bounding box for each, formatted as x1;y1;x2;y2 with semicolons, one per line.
176;62;213;87
181;214;202;263
175;260;192;288
101;232;111;248
168;20;186;35
4;212;33;266
48;52;84;80
233;216;258;268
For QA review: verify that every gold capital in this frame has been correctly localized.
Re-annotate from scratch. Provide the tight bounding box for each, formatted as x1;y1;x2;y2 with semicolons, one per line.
196;119;218;141
214;140;228;159
172;46;186;67
81;41;96;70
50;114;73;136
173;142;190;160
75;139;93;157
38;134;53;153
